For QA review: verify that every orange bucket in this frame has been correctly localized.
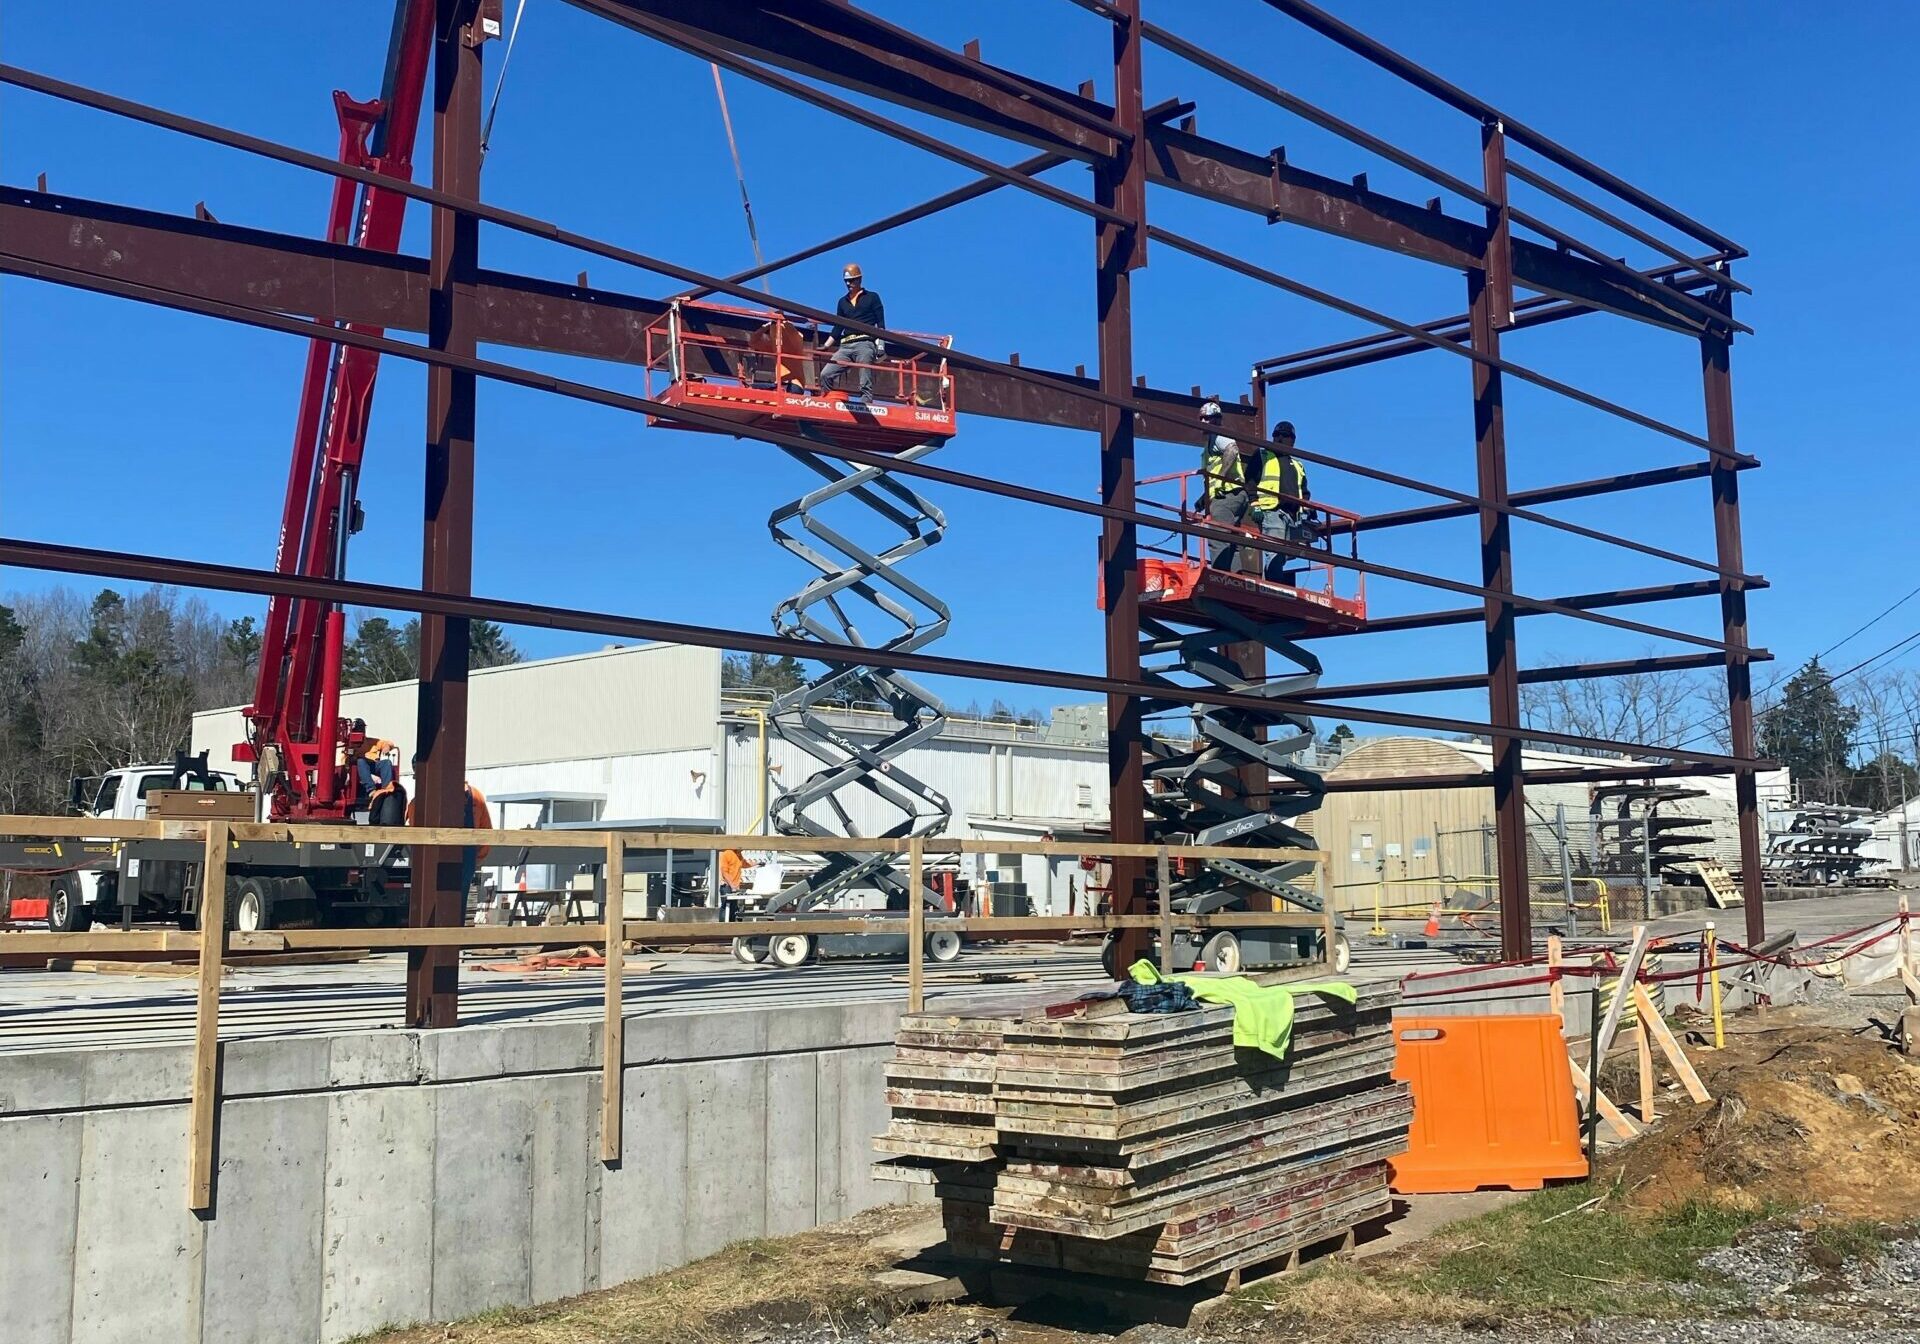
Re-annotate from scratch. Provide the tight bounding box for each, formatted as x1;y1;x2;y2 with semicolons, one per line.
1388;1013;1588;1194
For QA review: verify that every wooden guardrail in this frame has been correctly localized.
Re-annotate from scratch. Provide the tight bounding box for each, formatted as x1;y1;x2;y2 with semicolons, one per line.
0;814;1331;1211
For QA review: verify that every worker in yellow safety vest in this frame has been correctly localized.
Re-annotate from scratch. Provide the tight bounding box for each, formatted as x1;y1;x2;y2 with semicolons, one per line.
1196;399;1247;569
1251;420;1313;584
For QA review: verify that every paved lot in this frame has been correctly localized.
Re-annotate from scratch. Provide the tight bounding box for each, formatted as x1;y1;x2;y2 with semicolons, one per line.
0;889;1903;1054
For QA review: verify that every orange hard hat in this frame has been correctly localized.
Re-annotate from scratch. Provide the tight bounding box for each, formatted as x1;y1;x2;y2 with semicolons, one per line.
842;262;862;280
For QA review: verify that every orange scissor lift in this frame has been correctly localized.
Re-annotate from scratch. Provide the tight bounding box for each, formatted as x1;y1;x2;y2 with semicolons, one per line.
1100;467;1368;975
644;299;963;968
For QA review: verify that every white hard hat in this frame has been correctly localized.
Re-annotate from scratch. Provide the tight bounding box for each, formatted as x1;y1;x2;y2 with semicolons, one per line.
1200;399;1223;420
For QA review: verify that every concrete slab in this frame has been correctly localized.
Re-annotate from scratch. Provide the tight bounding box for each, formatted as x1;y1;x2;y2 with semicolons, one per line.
320;1085;435;1342
202;1095;328;1344
0;1111;82;1344
222;1034;330;1098
326;1031;423;1089
528;1073;597;1304
836;1049;899;1215
765;1052;818;1235
814;1050;851;1224
0;1050;89;1112
628;1005;769;1066
430;1079;536;1320
682;1055;767;1259
600;1061;689;1282
70;1103;202;1344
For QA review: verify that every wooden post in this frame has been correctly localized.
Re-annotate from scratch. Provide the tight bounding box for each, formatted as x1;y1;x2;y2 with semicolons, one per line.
1705;921;1725;1049
1901;895;1918;1006
1156;846;1174;975
1592;924;1651;1065
1635;1014;1656;1121
600;834;625;1163
1546;933;1565;1016
188;821;230;1212
1632;981;1711;1103
907;837;926;1012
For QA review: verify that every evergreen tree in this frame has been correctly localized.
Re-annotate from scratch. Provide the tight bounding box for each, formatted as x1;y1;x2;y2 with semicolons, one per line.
723;652;809;697
1760;658;1860;803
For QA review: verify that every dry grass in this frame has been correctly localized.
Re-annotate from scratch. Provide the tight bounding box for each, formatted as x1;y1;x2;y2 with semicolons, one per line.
352;1205;927;1344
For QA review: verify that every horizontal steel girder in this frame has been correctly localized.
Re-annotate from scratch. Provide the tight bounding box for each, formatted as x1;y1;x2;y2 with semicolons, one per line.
0;187;1247;447
576;1;1713;335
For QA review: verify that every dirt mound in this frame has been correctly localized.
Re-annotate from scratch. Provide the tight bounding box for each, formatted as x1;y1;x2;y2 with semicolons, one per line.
1606;1026;1920;1220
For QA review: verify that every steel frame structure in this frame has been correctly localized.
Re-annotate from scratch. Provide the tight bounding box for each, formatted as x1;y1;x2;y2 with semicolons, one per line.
0;0;1766;1018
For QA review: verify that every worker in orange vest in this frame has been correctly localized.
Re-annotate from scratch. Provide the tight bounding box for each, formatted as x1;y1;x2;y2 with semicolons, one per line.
350;719;399;806
407;770;492;906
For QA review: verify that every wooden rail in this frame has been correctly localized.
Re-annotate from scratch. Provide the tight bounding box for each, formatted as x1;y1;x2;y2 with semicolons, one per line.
0;813;1334;1212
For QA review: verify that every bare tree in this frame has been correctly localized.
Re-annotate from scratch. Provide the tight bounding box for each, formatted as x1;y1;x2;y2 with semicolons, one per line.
1519;649;1713;755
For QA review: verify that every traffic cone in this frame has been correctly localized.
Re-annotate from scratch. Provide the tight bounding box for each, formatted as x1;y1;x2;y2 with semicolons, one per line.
1423;902;1442;939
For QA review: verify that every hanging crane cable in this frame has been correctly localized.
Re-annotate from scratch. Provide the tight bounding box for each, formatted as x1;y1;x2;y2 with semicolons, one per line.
710;64;771;292
479;0;529;163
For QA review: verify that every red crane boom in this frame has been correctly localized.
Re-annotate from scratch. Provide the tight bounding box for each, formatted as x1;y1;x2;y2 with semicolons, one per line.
236;0;436;821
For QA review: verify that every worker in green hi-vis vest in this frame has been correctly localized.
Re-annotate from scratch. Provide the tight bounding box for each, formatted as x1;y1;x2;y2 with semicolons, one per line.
1251;419;1314;585
1197;399;1247;570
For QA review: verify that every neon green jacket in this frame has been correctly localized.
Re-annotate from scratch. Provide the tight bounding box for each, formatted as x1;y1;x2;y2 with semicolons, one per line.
1128;960;1356;1059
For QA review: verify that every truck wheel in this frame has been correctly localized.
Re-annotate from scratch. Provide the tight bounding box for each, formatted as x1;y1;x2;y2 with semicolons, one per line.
230;877;277;932
47;875;92;933
768;933;814;969
926;929;963;964
1199;931;1243;974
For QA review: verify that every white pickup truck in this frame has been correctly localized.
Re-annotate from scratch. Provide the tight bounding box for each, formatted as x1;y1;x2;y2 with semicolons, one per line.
44;754;410;932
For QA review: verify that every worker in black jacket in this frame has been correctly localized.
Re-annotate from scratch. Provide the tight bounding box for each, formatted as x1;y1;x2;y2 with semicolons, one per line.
820;262;885;401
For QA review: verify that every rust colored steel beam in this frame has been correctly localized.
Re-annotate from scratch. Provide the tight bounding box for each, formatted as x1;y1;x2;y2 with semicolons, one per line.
0;536;1762;772
1507;201;1748;336
582;4;1717;337
0;187;1248;448
1345;463;1723;536
571;0;1125;161
1296;649;1754;702
1472;121;1530;963
408;0;484;1030
1258;0;1745;257
1256;259;1730;383
1138;19;1491;208
1098;0;1150;971
1148;224;1745;462
1702;292;1766;942
1508;160;1748;296
1143;122;1713;336
2;236;1769;649
1324;580;1724;641
680;147;1073;300
1292;760;1754;796
560;5;1128;226
0;74;1765;548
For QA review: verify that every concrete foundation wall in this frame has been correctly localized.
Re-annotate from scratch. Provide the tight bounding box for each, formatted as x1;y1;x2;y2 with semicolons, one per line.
0;1001;910;1344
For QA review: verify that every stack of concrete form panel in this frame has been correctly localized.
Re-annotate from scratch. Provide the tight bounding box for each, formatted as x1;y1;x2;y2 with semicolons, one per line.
875;981;1410;1286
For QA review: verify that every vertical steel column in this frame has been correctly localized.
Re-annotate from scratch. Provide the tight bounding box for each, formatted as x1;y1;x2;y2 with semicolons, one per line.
1702;290;1765;942
1098;0;1149;970
1472;120;1530;961
408;0;486;1028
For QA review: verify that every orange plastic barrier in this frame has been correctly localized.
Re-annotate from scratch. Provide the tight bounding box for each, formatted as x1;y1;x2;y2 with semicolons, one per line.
1388;1013;1588;1194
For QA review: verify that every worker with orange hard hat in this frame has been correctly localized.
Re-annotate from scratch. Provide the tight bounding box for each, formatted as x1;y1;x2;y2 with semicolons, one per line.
820;262;885;402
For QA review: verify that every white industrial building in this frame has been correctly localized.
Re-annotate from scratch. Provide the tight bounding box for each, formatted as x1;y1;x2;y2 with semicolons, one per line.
191;643;1113;912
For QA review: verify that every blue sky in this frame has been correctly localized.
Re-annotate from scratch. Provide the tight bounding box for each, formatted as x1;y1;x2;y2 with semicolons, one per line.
3;1;1916;734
